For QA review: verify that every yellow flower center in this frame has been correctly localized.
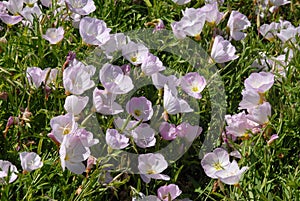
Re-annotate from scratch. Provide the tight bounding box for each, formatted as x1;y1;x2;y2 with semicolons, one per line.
134;109;141;117
131;56;137;63
191;86;199;93
63;127;71;135
147;169;156;174
213;162;223;171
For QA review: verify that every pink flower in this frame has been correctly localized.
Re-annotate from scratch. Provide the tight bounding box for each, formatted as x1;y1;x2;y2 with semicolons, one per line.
20;152;43;172
93;88;123;115
227;11;251;41
238;88;262;110
246;102;271;125
211;35;238;63
42;27;64;44
215;160;248;185
176;122;202;142
59;134;90;174
101;33;130;59
171;8;206;39
122;41;149;65
157;184;182;201
199;2;224;25
99;63;134;94
163;84;193;115
0;14;22;26
201;148;230;179
159;122;177;140
0;160;18;184
105;129;129;150
151;73;179;90
172;0;191;5
126;97;153;122
65;0;96;15
6;0;23;15
180;72;206;99
244;72;274;93
73;128;99;147
132;124;156;148
138;153;170;183
141;53;165;76
50;113;78;143
259;22;280;41
79;17;111;46
225;112;257;138
63;60;95;95
64;95;89;115
267;134;279;146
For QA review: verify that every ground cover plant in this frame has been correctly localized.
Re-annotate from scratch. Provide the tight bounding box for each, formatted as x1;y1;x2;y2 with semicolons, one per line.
0;0;300;200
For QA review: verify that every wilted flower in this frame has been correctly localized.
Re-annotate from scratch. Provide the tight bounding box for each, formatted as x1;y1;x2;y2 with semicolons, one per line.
59;134;90;174
99;63;134;94
50;113;78;143
246;102;271;125
132;124;156;148
126;97;153;122
122;41;149;65
79;17;111;46
20;152;43;173
201;148;230;179
211;35;238;63
244;72;274;93
180;72;206;99
42;27;64;44
225;111;257;138
105;129;129;149
267;134;279;146
121;64;131;75
227;11;251;40
0;160;18;184
157;184;182;201
93;88;123;115
65;0;96;15
64;95;89;115
138;153;170;183
215;160;248;185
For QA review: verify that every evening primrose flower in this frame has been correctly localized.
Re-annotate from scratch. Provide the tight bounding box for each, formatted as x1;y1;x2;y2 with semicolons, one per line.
19;152;43;173
122;41;149;65
171;8;206;39
141;53;165;76
105;129;129;150
244;72;274;93
172;0;191;5
0;14;22;26
20;3;42;25
138;153;170;183
238;88;263;110
201;148;230;179
199;2;224;25
50;113;78;143
126;97;153;122
151;73;179;90
215;160;249;185
227;11;251;41
6;0;23;15
159;122;177;141
180;72;206;99
65;0;96;15
132;124;156;148
64;95;89;115
225;111;257;138
101;33;130;59
93;88;123;115
163;84;193;115
79;17;111;46
0;160;18;184
59;134;90;174
259;22;280;41
42;27;64;44
267;134;279;146
26;67;44;88
73;128;99;147
63;61;95;95
157;184;182;201
176;122;203;142
246;102;271;125
211;35;238;63
99;63;134;94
